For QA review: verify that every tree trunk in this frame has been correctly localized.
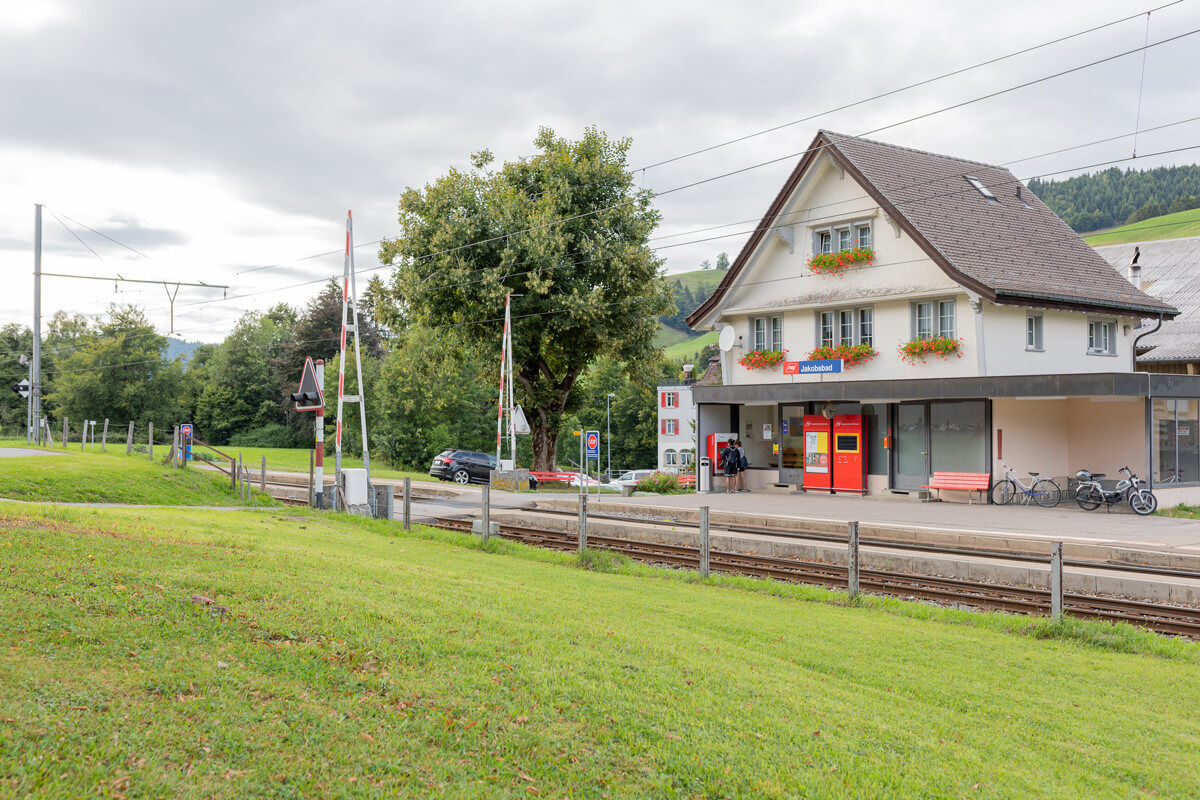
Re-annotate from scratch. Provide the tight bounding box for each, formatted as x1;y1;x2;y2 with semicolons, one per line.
530;416;558;472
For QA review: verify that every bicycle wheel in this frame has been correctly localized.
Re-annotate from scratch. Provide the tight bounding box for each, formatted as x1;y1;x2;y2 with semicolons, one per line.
1129;489;1158;516
1032;479;1061;508
1075;484;1102;511
990;479;1017;506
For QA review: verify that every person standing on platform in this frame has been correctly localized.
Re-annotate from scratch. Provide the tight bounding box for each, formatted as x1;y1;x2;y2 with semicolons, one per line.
735;439;749;493
722;441;738;492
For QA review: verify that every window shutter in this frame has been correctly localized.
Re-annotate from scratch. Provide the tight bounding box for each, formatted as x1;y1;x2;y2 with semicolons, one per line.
660;420;666;435
660;392;666;407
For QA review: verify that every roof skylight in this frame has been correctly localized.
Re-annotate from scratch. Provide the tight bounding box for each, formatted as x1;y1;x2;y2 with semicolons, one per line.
964;175;997;202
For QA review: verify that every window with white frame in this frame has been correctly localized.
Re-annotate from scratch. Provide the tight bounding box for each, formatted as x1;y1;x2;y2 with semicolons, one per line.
1026;313;1044;351
752;316;782;351
913;298;957;340
817;307;875;348
664;449;678;467
663;419;679;436
858;308;874;347
1088;319;1116;355
813;222;872;254
679;450;693;467
819;311;834;347
662;391;678;408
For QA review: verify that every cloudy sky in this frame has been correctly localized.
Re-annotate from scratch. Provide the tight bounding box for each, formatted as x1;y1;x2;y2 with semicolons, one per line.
2;0;1197;342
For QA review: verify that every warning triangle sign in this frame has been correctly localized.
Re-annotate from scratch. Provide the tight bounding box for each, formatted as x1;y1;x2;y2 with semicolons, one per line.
291;357;325;411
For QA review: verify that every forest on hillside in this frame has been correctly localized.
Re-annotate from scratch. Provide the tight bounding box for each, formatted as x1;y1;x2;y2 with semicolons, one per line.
1029;165;1200;233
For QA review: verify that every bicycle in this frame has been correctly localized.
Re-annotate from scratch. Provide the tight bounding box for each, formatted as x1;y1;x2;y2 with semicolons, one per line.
990;466;1061;508
1074;466;1157;516
1159;468;1181;484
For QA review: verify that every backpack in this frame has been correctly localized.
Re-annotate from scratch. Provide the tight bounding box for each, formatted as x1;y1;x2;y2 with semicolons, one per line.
720;446;734;469
739;451;749;470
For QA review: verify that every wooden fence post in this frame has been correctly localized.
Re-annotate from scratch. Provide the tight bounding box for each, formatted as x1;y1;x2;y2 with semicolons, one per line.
148;422;154;461
699;505;710;578
101;419;109;452
847;520;861;599
403;477;411;530
170;427;178;468
260;456;266;492
81;421;88;452
1050;541;1064;622
230;457;237;490
578;492;588;554
481;485;491;543
62;417;68;449
126;421;134;455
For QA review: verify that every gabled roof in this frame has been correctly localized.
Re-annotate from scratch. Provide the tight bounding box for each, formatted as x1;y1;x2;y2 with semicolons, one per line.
688;131;1177;327
1094;236;1200;362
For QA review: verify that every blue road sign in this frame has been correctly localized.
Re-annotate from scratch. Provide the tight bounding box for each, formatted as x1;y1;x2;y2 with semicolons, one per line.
784;359;843;375
180;423;193;461
585;430;600;459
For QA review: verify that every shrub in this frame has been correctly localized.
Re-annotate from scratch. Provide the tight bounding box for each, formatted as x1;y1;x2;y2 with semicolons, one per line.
230;423;306;448
635;472;689;494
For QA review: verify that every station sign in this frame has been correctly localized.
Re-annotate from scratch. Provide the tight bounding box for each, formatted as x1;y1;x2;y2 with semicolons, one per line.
783;359;843;375
585;430;600;459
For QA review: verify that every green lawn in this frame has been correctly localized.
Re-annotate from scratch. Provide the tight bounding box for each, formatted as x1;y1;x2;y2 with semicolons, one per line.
1;502;1198;798
192;445;430;482
1084;207;1200;247
0;446;276;506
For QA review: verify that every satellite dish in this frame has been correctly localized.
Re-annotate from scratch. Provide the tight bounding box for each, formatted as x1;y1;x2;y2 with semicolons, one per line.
718;325;736;352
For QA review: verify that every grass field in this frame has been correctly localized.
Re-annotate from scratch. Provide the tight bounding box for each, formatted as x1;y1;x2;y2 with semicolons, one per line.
2;500;1199;798
666;267;727;294
0;444;276;506
1084;207;1200;247
192;445;429;482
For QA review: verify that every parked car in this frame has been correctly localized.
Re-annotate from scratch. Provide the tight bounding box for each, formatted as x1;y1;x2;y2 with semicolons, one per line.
429;450;498;485
610;469;657;489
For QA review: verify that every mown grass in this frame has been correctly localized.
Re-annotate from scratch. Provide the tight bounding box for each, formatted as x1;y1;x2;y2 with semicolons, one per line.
0;445;276;507
1084;207;1200;246
1;502;1199;798
194;445;430;483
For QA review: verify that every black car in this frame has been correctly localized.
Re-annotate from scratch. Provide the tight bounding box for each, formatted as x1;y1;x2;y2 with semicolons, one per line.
429;450;499;485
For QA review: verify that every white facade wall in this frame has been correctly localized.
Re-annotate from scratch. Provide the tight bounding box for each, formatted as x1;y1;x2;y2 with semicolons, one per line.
707;154;1139;387
656;385;696;472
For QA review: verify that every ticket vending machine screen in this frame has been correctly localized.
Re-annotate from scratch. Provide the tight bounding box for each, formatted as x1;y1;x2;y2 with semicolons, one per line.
831;414;867;495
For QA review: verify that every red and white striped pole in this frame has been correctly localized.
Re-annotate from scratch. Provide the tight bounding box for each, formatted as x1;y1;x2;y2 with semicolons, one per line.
496;293;510;465
315;359;324;506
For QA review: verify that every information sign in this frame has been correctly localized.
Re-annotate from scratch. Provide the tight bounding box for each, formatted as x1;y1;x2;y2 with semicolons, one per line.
783;359;843;375
585;430;600;459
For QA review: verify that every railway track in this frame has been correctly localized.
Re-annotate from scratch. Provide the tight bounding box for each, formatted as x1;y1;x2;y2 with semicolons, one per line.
523;506;1200;581
431;516;1200;639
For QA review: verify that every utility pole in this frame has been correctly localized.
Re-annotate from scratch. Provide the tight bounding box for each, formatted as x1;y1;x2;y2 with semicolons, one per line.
335;211;371;486
606;392;615;479
32;204;42;436
315;359;325;506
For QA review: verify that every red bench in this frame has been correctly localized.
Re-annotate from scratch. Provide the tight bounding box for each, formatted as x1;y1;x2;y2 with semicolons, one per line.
922;472;991;504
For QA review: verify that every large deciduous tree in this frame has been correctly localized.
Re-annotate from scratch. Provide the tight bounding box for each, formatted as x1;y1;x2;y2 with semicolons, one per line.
377;127;673;470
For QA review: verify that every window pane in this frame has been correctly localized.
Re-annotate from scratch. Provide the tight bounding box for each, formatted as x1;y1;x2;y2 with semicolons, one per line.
859;308;873;347
1104;323;1114;353
916;303;933;339
839;310;854;344
819;232;832;254
930;401;987;472
820;312;834;347
754;318;765;351
938;300;955;338
1180;400;1199;483
839;229;851;251
857;225;871;248
771;316;783;351
1153;399;1178;483
1088;322;1097;351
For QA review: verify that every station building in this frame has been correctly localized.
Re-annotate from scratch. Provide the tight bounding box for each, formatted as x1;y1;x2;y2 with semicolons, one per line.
686;130;1200;502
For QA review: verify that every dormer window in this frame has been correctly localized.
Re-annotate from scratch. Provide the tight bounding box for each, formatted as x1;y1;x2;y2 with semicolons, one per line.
965;175;998;203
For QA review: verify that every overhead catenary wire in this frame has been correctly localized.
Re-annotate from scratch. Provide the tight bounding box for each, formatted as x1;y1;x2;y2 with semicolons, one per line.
4;213;1192;384
219;12;1199;285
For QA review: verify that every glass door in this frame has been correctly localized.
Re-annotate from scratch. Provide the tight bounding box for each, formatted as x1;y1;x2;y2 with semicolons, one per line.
779;404;806;485
894;403;929;491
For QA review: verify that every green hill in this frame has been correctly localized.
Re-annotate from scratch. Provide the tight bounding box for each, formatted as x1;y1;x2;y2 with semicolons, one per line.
1084;207;1200;247
667;267;727;293
657;268;726;362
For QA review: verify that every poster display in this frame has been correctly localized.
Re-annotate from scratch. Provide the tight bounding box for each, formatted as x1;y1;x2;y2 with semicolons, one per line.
802;415;832;491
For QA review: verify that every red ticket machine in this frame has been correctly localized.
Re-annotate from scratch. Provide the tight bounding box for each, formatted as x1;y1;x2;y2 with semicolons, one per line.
802;415;832;491
831;414;867;495
706;433;737;474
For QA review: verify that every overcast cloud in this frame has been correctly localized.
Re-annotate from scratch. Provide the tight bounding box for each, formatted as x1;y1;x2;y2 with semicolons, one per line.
1;0;1197;341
